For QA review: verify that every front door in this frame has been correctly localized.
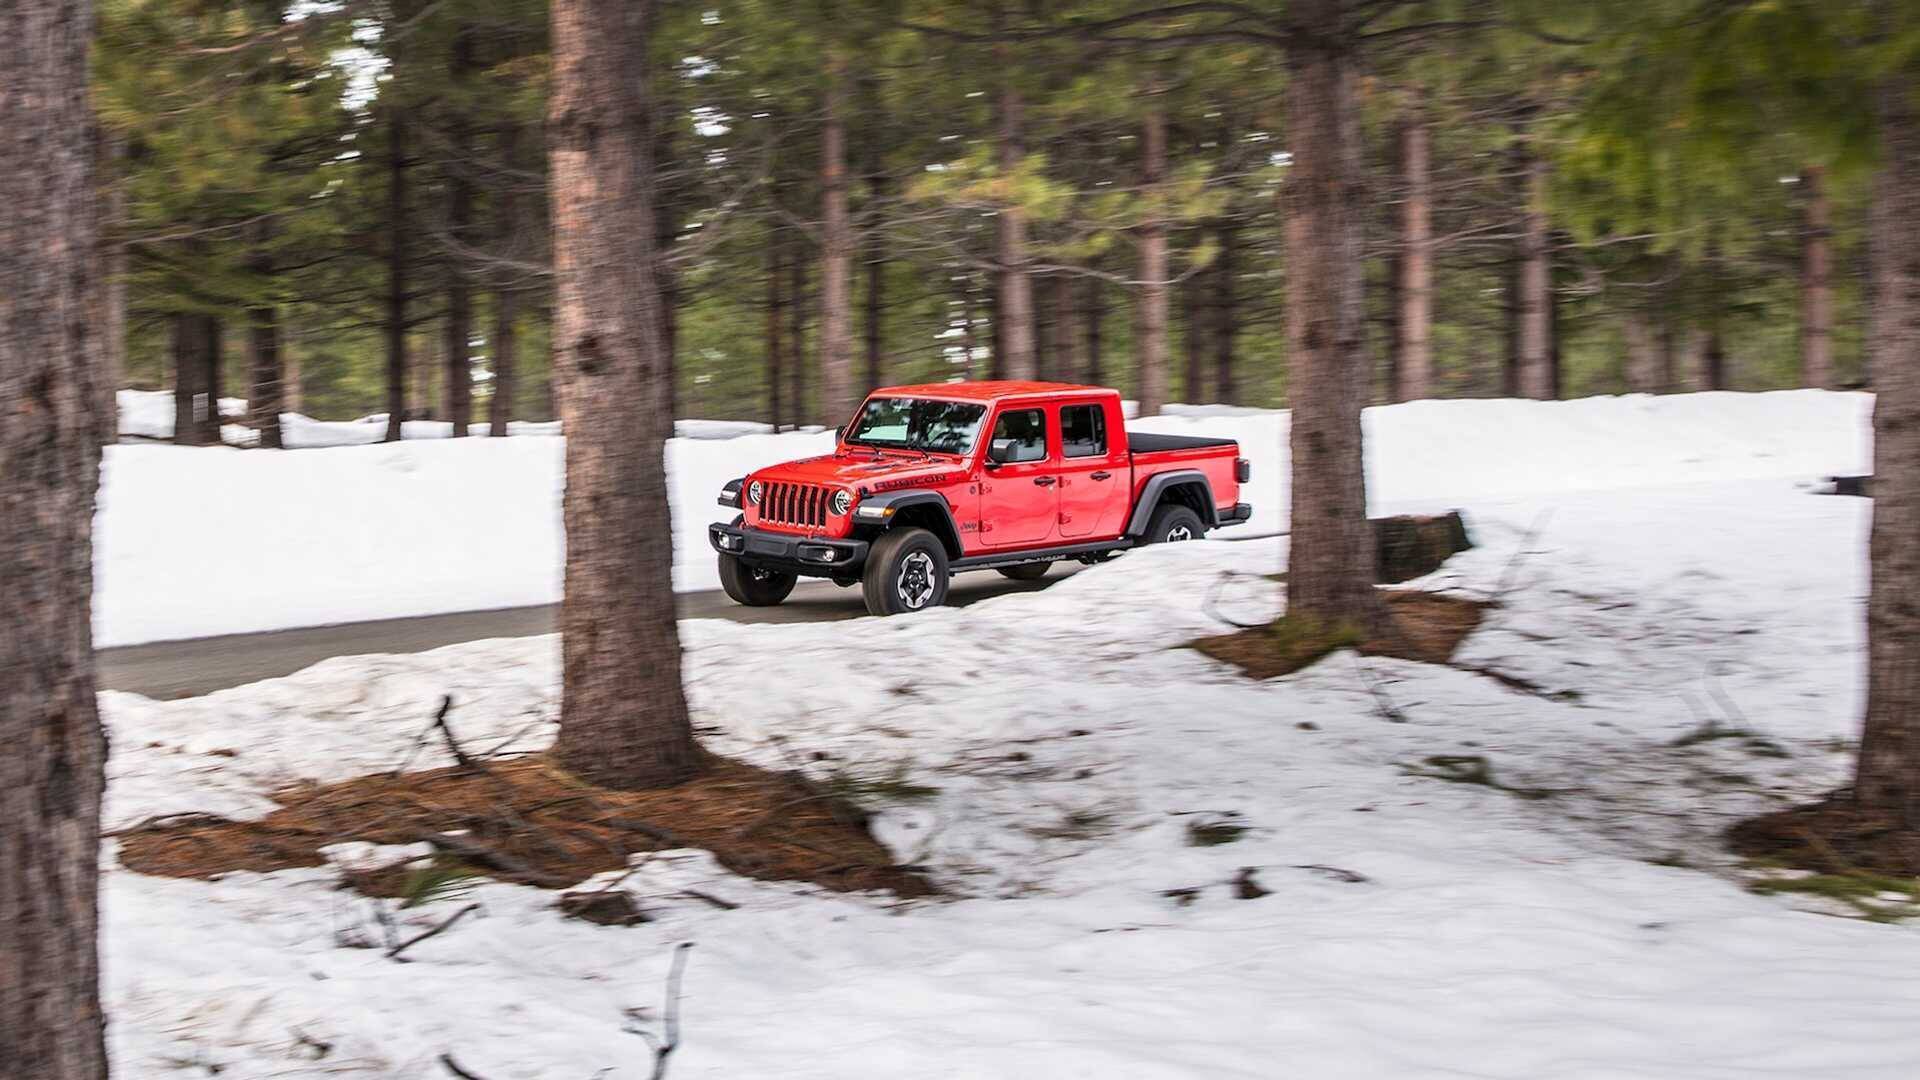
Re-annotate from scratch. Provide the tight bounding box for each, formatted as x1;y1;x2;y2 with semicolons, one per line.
978;406;1058;548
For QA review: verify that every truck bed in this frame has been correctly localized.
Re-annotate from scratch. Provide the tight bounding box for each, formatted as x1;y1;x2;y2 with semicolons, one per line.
1127;431;1239;454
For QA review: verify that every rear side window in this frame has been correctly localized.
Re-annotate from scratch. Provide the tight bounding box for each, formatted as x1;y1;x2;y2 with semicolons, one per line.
989;408;1049;463
1060;404;1107;458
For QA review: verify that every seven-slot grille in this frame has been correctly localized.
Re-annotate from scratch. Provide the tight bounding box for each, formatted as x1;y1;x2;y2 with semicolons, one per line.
759;481;833;528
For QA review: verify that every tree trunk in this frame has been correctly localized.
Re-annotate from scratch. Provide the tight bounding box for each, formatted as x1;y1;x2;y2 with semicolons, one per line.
97;133;126;446
1515;133;1554;400
172;312;204;446
1622;312;1660;393
385;109;408;442
1213;223;1239;404
1801;163;1834;390
1856;39;1920;821
991;5;1035;379
789;243;807;424
1182;262;1207;403
1135;101;1170;416
548;0;700;789
248;305;283;449
1704;327;1727;390
1677;327;1709;392
0;2;110;1073
443;25;474;437
1282;0;1385;632
1395;103;1433;402
767;237;784;428
819;50;855;425
1083;274;1104;385
862;94;886;393
959;276;978;380
491;288;519;437
204;315;224;443
1053;270;1081;384
988;276;1006;379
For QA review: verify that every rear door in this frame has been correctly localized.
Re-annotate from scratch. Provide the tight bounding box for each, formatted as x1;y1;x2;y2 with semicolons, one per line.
1054;398;1125;539
977;404;1059;548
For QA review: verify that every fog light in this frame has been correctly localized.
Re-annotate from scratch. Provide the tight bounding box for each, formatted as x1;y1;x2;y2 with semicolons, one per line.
801;545;839;563
717;532;740;551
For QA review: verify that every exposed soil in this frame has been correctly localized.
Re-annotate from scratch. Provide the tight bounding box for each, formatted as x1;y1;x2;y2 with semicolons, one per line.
116;755;935;898
1728;794;1920;878
1191;589;1489;681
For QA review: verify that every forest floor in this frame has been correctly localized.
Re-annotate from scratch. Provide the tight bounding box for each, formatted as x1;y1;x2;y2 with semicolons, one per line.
99;455;1920;1077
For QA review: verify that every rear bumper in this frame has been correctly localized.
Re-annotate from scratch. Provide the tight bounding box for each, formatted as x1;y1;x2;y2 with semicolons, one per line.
1215;503;1253;527
709;522;869;576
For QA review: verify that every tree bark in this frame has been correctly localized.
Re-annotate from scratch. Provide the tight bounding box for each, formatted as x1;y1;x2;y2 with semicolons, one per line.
1135;100;1170;416
1083;273;1104;385
819;50;855;424
991;4;1035;379
204;315;224;442
1283;1;1385;633
385;109;409;442
1182;262;1207;403
547;0;700;788
1213;223;1239;404
172;312;205;446
490;288;519;437
1515;133;1553;400
1053;270;1081;384
789;242;807;424
1395;102;1433;402
1800;163;1834;390
247;305;283;449
1622;312;1660;394
0;1;110;1073
862;85;886;393
767;237;784;428
1855;51;1920;822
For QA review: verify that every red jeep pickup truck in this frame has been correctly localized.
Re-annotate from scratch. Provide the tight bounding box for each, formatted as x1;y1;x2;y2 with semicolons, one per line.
710;381;1251;616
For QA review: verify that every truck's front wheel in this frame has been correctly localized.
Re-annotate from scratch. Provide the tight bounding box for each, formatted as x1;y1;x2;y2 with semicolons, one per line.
718;553;798;606
862;527;950;616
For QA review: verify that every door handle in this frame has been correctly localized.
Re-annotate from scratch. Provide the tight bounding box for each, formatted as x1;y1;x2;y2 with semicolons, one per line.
1033;476;1057;487
1090;471;1111;481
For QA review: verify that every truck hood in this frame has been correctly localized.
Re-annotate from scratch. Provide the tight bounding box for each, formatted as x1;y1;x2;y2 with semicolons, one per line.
749;450;971;493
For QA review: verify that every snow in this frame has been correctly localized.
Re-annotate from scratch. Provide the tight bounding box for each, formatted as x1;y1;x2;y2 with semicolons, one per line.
97;389;1871;647
98;452;1919;1077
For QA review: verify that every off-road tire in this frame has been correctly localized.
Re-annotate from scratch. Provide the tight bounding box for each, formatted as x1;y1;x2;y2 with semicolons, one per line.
1142;503;1206;545
862;527;951;616
718;553;798;606
995;562;1051;581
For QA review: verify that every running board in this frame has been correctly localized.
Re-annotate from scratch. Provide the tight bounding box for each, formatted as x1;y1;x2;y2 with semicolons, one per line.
951;538;1136;572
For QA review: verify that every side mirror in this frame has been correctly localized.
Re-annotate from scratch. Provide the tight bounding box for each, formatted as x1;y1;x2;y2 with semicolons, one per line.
987;438;1017;466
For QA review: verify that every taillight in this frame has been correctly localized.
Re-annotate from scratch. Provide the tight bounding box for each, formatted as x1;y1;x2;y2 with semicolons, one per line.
1236;458;1252;483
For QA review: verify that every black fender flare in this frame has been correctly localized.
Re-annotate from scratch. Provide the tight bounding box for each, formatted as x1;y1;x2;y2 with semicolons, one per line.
853;489;966;559
1124;469;1218;536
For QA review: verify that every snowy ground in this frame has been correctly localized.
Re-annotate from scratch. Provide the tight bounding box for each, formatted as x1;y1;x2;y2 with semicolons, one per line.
100;416;1920;1076
97;389;1870;645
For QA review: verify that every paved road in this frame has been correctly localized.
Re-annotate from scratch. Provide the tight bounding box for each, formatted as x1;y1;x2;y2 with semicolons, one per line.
96;564;1081;700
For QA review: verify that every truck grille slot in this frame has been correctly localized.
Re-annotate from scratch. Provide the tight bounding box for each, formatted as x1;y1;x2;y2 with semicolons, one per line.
761;481;829;528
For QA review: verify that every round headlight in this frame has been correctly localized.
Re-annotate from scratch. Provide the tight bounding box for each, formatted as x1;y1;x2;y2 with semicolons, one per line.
747;480;764;505
831;489;852;516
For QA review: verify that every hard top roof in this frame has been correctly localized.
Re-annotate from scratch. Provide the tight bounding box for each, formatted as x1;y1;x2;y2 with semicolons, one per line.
865;380;1113;404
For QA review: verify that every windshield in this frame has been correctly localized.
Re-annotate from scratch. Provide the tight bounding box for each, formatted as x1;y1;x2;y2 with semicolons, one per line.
844;397;988;455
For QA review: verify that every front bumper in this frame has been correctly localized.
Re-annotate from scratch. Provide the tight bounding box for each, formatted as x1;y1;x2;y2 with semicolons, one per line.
708;521;870;576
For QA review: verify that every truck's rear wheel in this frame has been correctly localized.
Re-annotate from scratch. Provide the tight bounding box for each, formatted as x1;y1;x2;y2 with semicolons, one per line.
995;562;1050;581
718;553;797;606
863;527;950;616
1143;504;1206;545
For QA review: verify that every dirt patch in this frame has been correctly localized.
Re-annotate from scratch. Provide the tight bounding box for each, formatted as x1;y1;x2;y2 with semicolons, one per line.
1728;794;1920;879
1191;589;1489;680
116;755;935;898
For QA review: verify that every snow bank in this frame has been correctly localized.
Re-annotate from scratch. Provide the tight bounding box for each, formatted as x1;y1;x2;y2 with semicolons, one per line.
99;474;1916;1077
96;390;1871;646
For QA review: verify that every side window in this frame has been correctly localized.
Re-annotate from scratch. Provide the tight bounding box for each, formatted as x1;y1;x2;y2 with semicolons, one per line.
988;408;1049;463
1060;404;1107;458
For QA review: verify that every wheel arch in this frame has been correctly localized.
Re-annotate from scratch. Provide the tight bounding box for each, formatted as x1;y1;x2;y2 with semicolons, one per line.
859;489;965;560
1125;470;1218;537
